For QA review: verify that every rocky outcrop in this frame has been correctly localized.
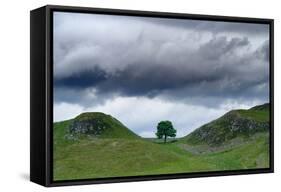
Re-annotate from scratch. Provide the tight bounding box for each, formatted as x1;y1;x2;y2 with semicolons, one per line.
64;112;140;140
224;111;268;133
186;107;269;146
69;119;108;136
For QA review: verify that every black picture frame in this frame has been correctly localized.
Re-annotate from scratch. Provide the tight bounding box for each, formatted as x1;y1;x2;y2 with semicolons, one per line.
30;4;274;187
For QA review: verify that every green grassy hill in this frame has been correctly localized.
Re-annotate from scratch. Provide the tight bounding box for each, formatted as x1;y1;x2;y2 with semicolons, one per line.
53;104;270;181
182;103;269;146
66;112;140;139
53;118;184;180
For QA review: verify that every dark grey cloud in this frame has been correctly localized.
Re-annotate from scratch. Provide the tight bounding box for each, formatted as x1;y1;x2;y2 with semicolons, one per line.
147;17;269;36
53;12;269;108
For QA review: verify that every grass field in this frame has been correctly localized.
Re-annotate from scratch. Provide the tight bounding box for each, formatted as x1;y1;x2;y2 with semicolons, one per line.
53;120;269;180
53;104;270;181
235;109;269;122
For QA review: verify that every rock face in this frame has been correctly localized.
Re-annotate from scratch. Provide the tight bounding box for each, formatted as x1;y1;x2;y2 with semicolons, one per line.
185;103;269;146
69;119;107;136
66;112;140;139
68;112;113;136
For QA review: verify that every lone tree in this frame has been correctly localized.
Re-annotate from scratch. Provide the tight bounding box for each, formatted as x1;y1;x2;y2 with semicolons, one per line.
156;121;176;143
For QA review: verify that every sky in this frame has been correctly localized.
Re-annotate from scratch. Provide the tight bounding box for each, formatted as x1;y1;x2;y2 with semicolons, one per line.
53;12;270;137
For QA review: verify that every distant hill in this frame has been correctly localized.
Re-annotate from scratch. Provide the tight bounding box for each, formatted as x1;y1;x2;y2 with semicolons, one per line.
183;103;270;146
63;112;140;139
250;103;270;111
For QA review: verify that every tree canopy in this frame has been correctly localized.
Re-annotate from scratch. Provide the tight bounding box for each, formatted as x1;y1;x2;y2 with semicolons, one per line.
156;121;176;143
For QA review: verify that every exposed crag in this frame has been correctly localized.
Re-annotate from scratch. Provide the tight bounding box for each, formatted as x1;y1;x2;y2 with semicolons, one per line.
184;103;269;146
67;112;139;139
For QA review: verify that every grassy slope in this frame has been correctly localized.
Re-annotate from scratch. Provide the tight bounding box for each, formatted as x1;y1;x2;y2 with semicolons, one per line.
70;112;140;139
236;109;269;122
53;121;269;181
182;104;270;146
237;103;269;123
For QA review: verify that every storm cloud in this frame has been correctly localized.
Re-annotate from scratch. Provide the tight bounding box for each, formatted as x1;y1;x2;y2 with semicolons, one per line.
53;12;270;137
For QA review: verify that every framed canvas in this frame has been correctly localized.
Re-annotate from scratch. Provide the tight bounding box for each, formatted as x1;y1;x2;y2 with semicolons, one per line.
30;5;274;187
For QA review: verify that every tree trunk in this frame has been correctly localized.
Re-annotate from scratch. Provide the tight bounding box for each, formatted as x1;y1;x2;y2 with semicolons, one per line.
164;134;167;143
